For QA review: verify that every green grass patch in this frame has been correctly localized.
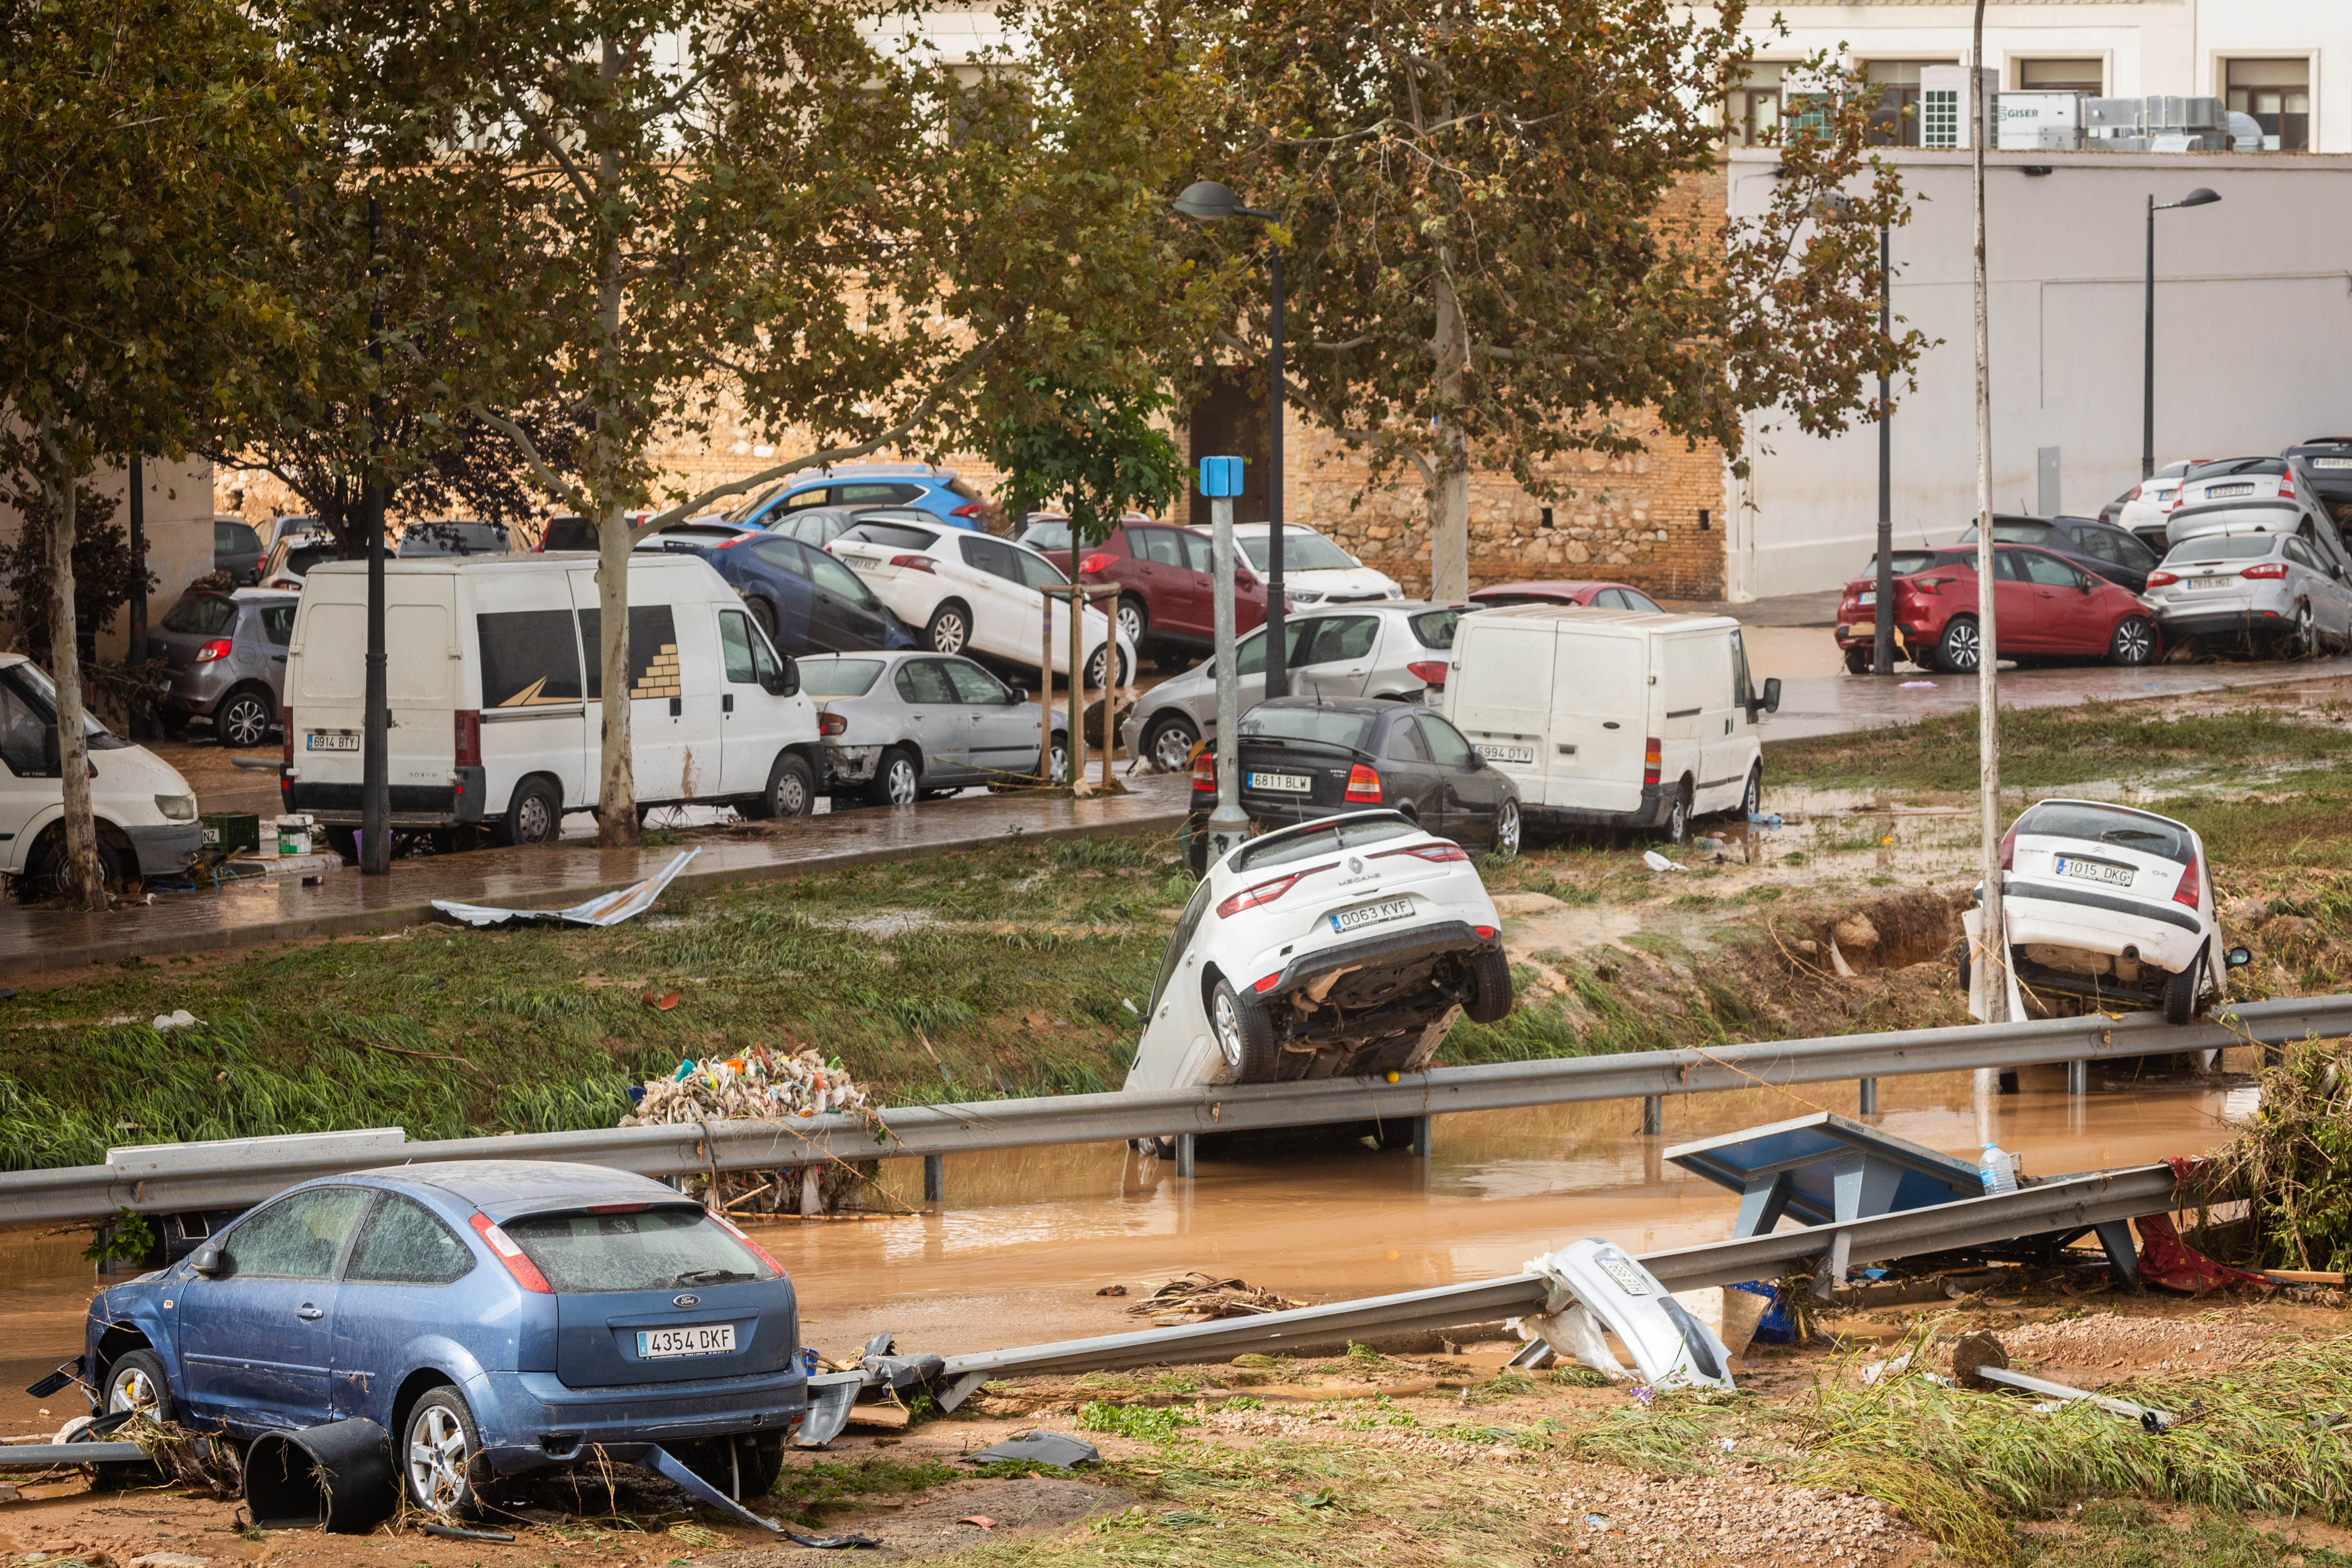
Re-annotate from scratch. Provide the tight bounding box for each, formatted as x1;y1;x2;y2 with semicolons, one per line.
1077;1401;1199;1442
1766;701;2352;792
2022;1500;2352;1568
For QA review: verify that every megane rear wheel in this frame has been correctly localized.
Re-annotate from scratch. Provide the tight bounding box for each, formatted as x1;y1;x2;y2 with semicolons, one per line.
1209;977;1278;1082
405;1385;490;1518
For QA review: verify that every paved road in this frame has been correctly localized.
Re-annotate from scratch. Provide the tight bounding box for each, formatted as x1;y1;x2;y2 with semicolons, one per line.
0;774;1190;981
1764;652;2352;742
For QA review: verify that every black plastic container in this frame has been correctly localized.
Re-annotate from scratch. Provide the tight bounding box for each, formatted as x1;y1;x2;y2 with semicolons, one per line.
244;1418;397;1532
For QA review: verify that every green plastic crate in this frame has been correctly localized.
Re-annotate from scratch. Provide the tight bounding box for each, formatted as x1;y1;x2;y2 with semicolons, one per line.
199;812;260;856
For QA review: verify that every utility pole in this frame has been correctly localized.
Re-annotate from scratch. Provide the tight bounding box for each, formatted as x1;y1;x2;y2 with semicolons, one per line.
1199;456;1250;868
1265;246;1288;700
127;456;149;736
1873;221;1894;677
361;198;390;876
1970;0;2010;1067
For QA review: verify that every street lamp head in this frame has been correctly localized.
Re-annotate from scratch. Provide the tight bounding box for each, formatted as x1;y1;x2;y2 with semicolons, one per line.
2180;187;2222;208
1173;180;1245;221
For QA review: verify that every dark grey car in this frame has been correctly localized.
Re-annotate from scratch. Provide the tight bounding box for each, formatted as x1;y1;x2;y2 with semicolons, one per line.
154;589;297;748
1957;513;2163;593
213;516;263;586
799;651;1062;806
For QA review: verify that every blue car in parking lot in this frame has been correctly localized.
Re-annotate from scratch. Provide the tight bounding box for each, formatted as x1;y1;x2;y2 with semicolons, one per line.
82;1161;805;1515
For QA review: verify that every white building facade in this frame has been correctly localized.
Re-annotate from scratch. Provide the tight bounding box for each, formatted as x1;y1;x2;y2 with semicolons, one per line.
1720;145;2352;599
1724;1;2346;154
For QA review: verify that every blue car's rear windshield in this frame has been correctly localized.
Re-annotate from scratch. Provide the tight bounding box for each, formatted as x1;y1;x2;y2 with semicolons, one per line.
2014;802;2193;865
503;1206;775;1292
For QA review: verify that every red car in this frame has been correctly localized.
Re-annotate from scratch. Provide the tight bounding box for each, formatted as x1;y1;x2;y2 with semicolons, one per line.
1061;521;1276;666
1835;545;2160;673
1467;580;1665;612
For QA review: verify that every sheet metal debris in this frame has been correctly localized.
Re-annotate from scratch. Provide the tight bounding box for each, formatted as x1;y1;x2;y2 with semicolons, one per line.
959;1432;1100;1469
432;848;698;928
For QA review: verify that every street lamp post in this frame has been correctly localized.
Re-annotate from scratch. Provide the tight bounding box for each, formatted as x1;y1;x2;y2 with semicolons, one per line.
2142;187;2221;481
1174;180;1290;700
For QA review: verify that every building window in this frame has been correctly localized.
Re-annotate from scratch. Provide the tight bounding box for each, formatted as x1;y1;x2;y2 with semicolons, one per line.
2015;58;2103;94
1863;61;1955;147
1726;63;1784;146
2226;58;2311;150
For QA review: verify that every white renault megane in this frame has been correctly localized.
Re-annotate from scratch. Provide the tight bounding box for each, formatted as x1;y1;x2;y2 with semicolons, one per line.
1125;809;1513;1091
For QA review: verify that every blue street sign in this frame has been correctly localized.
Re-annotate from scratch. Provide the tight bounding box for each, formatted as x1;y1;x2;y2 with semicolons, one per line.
1197;455;1245;497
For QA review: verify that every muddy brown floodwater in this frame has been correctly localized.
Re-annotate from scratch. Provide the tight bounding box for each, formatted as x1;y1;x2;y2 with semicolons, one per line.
0;1057;2253;1439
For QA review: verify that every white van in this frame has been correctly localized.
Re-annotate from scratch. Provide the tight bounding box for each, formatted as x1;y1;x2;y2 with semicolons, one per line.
282;554;822;849
0;653;202;895
1443;608;1779;843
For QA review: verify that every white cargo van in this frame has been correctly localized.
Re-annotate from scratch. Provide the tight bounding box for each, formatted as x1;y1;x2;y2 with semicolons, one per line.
281;554;822;850
1;653;203;895
1443;608;1778;843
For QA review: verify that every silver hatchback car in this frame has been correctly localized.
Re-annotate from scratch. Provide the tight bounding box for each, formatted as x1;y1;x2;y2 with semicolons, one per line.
2143;526;2352;657
799;650;1064;806
1121;601;1463;773
154;589;298;748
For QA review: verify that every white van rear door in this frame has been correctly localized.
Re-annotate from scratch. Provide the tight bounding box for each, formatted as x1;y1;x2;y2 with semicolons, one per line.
386;595;458;796
1547;629;1645;812
291;595;368;784
1446;618;1553;795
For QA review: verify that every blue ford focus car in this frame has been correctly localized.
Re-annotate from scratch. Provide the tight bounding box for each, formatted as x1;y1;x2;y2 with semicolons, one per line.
80;1161;805;1515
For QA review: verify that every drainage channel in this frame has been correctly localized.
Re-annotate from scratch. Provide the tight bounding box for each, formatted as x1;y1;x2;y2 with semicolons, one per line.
0;1058;2251;1441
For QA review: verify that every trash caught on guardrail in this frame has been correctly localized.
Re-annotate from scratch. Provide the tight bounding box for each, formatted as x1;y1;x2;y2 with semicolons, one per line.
621;1045;870;1125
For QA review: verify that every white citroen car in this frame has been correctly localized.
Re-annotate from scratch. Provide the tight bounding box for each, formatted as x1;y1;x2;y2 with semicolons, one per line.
1229;523;1403;604
1968;798;2247;1024
1125;809;1512;1092
826;512;1134;689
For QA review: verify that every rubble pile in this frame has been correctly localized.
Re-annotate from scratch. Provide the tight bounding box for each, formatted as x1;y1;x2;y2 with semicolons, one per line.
1126;1272;1306;1323
620;1046;871;1126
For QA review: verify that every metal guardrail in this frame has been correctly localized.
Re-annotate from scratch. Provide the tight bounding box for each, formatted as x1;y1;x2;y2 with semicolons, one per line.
1;996;2334;1225
932;1163;2183;1381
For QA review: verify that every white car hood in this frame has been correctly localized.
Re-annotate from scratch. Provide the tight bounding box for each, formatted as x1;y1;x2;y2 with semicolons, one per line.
1282;564;1400;601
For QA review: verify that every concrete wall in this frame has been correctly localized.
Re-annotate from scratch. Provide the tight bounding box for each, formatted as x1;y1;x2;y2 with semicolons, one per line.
0;456;214;662
1746;0;2352;153
1722;145;2352;599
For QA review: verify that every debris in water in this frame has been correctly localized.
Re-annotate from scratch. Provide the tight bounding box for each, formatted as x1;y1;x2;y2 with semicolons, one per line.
1125;1271;1305;1321
1095;1284;1127;1297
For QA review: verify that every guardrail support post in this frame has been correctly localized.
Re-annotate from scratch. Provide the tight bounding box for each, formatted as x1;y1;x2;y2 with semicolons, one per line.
1411;1116;1432;1158
1176;1133;1196;1179
2066;1059;2087;1097
923;1154;944;1205
1858;1078;1879;1115
1642;1096;1662;1136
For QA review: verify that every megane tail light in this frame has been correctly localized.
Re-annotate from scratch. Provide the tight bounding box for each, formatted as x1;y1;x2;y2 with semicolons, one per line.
470;1213;553;1294
1215;862;1337;919
1374;843;1469;863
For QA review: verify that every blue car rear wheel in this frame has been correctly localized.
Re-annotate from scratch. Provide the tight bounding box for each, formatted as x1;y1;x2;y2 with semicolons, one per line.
405;1384;491;1518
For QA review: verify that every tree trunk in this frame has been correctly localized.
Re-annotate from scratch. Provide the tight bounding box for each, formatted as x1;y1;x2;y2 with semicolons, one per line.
591;34;639;850
1428;268;1473;603
594;495;638;846
37;430;108;908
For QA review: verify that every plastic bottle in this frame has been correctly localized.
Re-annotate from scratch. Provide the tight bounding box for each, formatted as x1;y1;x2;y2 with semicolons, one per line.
1979;1143;2018;1195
